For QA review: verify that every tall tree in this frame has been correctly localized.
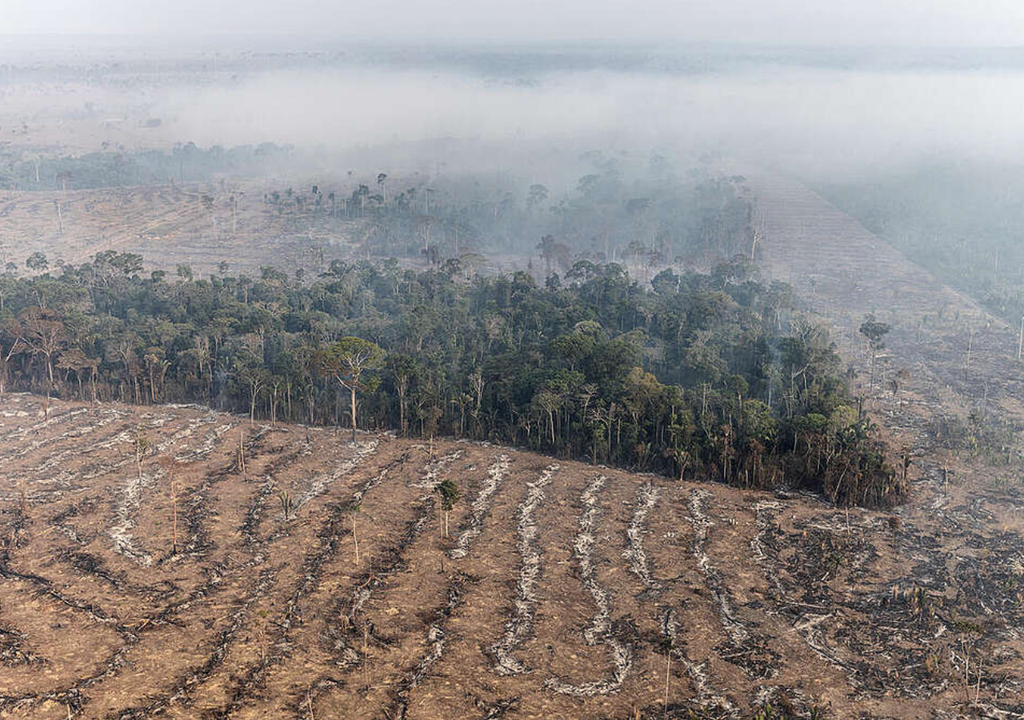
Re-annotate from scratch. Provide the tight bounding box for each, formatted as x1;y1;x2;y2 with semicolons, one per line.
317;337;385;442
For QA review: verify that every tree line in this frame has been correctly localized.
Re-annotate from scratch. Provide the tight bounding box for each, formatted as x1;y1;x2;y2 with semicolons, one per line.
256;153;755;273
0;251;903;507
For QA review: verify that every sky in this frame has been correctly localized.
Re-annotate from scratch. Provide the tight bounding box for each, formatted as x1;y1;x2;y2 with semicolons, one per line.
2;0;1024;46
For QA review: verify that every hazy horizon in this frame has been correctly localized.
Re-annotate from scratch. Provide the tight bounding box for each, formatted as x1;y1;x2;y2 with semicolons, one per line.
4;0;1024;46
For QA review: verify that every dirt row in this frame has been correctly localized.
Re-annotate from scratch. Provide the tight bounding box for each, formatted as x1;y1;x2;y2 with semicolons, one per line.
3;393;1023;718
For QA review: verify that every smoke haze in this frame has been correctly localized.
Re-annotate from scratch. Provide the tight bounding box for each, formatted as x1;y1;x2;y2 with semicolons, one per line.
5;0;1024;45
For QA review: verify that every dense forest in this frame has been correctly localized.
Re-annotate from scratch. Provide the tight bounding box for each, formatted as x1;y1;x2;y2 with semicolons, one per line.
0;250;900;506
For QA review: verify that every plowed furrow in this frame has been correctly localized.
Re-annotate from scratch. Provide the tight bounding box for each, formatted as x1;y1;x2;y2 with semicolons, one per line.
545;475;632;697
489;463;557;675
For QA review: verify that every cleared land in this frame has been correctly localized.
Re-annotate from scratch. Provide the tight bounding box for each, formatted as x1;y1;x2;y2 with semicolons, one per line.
0;184;362;277
0;391;1022;719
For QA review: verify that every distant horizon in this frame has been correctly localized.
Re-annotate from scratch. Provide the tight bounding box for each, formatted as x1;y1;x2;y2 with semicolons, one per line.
5;0;1024;47
1;33;1023;50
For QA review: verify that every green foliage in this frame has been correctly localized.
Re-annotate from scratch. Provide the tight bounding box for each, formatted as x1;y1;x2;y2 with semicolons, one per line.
0;143;294;191
0;251;900;507
25;252;49;273
435;479;460;512
278;489;293;520
315;337;385;390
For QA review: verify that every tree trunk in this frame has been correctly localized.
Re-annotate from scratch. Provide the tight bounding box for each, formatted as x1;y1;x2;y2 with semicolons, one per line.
172;481;178;554
239;432;246;481
352;515;360;565
664;651;671;717
350;386;358;443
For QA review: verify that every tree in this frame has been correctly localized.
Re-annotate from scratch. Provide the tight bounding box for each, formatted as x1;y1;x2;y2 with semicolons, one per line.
537;234;557;277
235;359;269;427
56;347;96;399
25;252;48;274
533;390;562;446
18;307;65;389
389;354;416;436
317;337;385;442
435;478;460;538
348;501;362;565
0;324;26;396
526;183;548;211
859;314;891;390
859;314;891;349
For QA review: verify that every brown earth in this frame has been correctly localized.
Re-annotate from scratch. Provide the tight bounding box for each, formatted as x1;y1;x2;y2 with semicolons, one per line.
0;387;1022;719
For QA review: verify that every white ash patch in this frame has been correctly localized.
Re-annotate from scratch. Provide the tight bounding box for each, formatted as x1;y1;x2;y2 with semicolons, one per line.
686;489;749;647
546;475;632;696
661;607;739;716
491;464;558;675
409;450;463;490
109;467;166;567
449;454;510;560
624;482;661;591
297;439;379;508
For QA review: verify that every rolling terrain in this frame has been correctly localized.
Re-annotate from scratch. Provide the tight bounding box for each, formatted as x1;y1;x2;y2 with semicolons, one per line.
1;389;1022;719
2;177;1024;719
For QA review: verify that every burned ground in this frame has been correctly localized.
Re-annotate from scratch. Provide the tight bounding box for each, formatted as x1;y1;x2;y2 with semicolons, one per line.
0;391;1022;719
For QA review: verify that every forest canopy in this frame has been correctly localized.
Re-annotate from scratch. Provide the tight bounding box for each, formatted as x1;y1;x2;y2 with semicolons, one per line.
0;251;901;507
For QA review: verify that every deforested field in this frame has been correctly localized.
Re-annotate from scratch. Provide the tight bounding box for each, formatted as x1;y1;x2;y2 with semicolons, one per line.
0;184;361;278
2;395;1024;719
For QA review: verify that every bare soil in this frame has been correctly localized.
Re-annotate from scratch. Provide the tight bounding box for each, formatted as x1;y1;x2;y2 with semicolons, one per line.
0;387;1021;719
0;183;363;277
